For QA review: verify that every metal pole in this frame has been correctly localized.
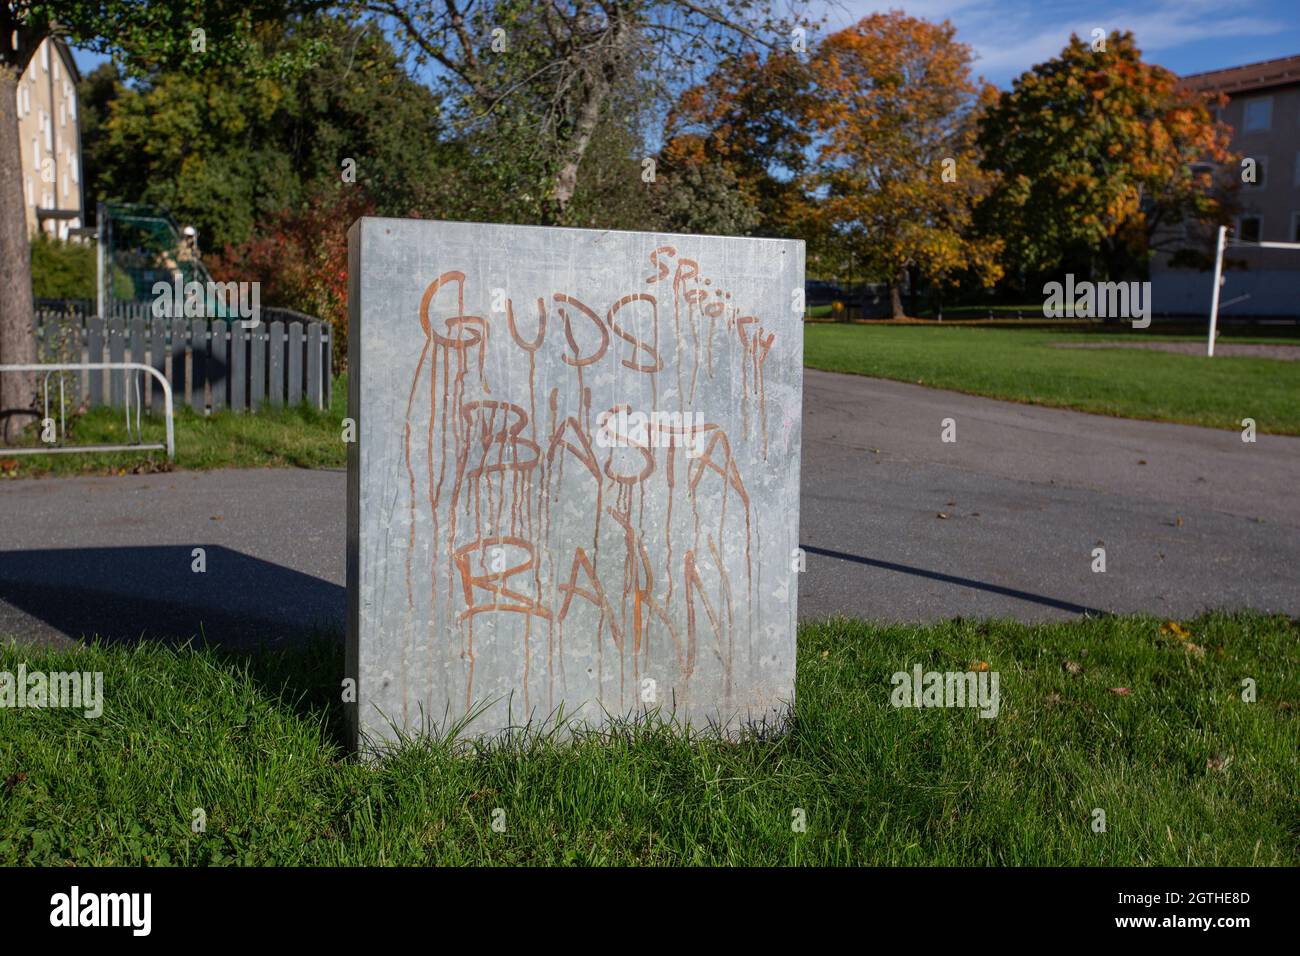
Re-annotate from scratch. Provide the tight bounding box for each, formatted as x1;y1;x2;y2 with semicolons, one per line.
1207;224;1226;357
96;201;106;319
0;362;175;460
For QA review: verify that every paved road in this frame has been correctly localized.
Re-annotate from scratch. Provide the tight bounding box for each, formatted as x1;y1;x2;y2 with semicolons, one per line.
2;369;1297;646
800;370;1298;622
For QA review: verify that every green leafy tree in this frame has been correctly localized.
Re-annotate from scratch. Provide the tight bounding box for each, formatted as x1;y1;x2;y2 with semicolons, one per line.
84;15;451;251
1;0;312;442
360;0;808;225
976;31;1234;281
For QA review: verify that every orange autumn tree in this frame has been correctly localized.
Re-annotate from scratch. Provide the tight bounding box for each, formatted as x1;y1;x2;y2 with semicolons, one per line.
976;31;1234;280
805;12;1002;318
660;50;815;237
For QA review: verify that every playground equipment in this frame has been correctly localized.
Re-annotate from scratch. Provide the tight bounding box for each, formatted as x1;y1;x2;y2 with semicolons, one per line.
95;202;239;321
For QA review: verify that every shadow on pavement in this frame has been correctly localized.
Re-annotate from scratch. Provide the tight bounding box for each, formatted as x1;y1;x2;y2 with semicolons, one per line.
0;545;345;649
801;544;1108;617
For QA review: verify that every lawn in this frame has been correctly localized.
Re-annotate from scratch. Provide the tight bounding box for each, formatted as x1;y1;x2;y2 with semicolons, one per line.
5;322;1299;482
0;374;349;478
2;613;1295;865
804;325;1300;434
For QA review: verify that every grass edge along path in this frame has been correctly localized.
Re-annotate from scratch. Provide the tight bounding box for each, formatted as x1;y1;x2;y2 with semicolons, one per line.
1;612;1295;865
804;325;1300;435
0;374;350;479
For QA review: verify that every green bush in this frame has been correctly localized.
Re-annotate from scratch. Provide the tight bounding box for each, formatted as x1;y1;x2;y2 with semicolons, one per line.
31;234;94;299
30;234;135;302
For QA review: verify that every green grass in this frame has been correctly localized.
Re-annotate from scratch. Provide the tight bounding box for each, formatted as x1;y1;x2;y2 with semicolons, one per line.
2;613;1295;865
1;374;348;478
5;322;1298;481
804;325;1300;434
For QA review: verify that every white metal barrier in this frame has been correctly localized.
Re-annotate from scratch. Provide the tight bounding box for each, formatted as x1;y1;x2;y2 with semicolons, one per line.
0;362;175;460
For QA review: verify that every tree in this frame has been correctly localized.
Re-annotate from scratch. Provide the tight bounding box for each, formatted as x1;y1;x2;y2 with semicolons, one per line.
82;15;451;252
803;12;1001;318
208;183;373;368
659;49;812;238
976;31;1233;281
359;0;807;224
0;0;310;443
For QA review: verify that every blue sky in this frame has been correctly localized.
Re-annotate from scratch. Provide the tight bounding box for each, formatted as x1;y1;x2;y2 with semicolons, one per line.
823;0;1300;87
72;0;1300;89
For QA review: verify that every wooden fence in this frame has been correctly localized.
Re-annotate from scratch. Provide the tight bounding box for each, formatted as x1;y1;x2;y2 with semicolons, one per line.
33;307;332;414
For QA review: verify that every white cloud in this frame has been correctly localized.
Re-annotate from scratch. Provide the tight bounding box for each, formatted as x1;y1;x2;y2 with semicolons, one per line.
813;0;1289;84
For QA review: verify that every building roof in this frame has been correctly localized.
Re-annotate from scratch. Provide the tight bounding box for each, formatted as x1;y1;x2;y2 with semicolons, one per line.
52;38;81;85
1181;54;1300;96
19;35;82;84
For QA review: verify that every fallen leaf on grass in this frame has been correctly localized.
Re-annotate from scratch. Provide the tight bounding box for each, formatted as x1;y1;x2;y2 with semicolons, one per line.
1063;660;1084;676
1207;753;1232;772
1044;693;1062;707
1159;620;1190;640
1109;687;1131;696
969;660;990;672
0;459;17;473
819;650;829;660
3;772;27;791
1184;642;1205;658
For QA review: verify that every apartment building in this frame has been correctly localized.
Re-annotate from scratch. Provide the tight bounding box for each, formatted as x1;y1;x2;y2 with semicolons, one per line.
1151;54;1300;317
16;36;84;241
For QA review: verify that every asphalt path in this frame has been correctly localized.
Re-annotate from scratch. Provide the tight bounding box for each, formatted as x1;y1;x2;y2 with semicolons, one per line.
2;369;1296;646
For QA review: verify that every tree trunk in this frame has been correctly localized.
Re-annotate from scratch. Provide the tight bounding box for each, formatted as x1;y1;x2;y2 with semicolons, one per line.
889;280;905;320
549;76;606;223
0;64;36;443
546;6;631;224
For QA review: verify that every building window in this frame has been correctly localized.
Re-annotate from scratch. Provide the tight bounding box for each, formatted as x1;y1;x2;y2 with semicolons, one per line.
1237;216;1262;243
1243;96;1272;131
39;42;48;72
